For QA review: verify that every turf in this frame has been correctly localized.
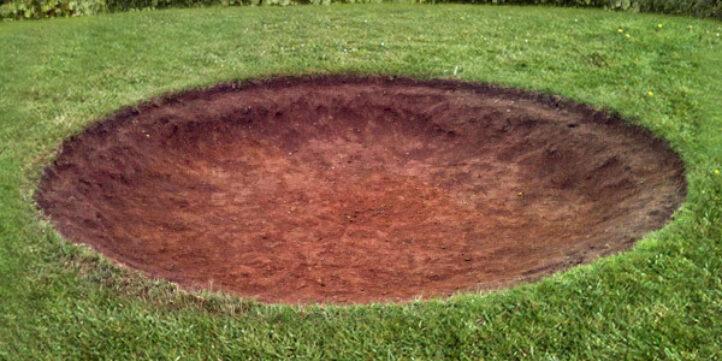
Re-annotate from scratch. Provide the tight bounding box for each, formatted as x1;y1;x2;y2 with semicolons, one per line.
0;4;721;360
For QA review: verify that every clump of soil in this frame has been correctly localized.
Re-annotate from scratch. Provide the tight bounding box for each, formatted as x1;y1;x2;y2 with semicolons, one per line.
37;75;686;304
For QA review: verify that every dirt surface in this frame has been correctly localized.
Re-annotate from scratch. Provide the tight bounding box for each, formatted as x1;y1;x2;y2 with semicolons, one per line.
37;75;686;304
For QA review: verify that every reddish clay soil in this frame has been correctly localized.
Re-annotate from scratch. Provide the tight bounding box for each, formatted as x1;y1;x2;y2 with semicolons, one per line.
36;75;686;304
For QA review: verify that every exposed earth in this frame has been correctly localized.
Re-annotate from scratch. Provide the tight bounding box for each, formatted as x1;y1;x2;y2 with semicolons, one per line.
36;76;686;304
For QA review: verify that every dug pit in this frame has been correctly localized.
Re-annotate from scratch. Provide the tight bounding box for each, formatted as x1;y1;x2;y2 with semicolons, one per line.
37;76;686;304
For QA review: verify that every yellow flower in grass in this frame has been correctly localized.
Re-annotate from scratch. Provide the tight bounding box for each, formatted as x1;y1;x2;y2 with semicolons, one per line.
647;90;654;97
714;169;720;176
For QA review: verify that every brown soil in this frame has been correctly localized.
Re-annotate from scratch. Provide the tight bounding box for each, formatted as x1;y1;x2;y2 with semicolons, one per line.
36;75;686;304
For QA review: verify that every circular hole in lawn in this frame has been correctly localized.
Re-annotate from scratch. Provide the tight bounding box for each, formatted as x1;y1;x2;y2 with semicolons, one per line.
37;75;686;304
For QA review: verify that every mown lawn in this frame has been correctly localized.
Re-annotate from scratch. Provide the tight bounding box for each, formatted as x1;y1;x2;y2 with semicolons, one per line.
0;4;721;359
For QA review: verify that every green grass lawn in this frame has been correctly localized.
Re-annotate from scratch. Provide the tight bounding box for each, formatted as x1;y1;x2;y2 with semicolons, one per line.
1;4;721;359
